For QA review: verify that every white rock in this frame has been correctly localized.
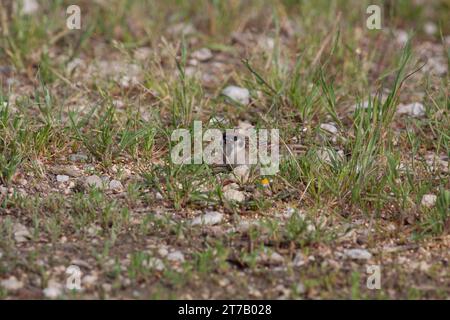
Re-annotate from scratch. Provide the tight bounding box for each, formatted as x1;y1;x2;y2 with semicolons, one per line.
13;223;31;243
43;281;63;299
109;179;124;192
82;274;98;287
66;58;84;74
295;283;306;294
292;252;306;267
157;247;169;257
421;194;437;208
397;102;425;117
343;248;372;260
222;86;250;105
19;0;39;15
223;188;245;203
85;175;103;188
0;276;23;291
52;165;82;177
191;48;213;62
232;165;250;183
56;175;70;183
424;57;448;76
424;22;437;36
167;251;185;263
320;123;338;134
269;252;285;264
69;153;88;162
394;30;409;45
191;211;223;226
146;258;165;271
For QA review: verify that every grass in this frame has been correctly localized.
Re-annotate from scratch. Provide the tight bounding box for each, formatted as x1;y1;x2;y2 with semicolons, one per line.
0;0;448;299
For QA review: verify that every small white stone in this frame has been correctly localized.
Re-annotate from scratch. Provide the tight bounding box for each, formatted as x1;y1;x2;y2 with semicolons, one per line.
223;188;245;203
397;102;425;117
20;0;39;15
43;281;63;299
293;252;306;267
295;283;306;294
0;276;23;291
82;274;98;287
191;48;213;62
69;153;88;162
191;211;223;226
424;22;437;36
232;165;250;183
222;86;250;105
395;30;409;45
109;179;124;192
85;175;103;188
13;223;31;243
421;194;437;208
56;175;70;183
269;252;285;264
343;248;372;260
157;247;169;257
167;251;185;263
146;258;165;271
320;123;338;134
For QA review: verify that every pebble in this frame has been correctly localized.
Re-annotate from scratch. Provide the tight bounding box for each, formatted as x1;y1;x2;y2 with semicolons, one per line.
85;175;103;189
269;252;285;265
146;258;165;271
397;102;425;117
82;274;98;287
109;179;124;192
295;283;306;294
343;248;372;260
56;175;70;183
167;251;185;263
222;86;250;105
51;165;82;177
394;29;409;45
20;0;39;15
320;123;338;134
191;48;213;62
13;223;31;243
424;22;437;36
43;281;63;299
421;194;437;208
157;247;169;257
0;276;24;291
223;188;245;203
292;252;306;267
232;165;250;183
191;211;223;226
69;153;88;162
